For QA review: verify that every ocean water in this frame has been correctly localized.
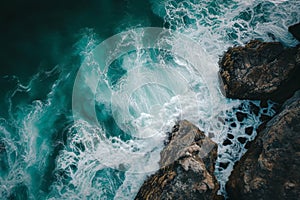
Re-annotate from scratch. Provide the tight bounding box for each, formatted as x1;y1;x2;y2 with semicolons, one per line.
1;0;299;199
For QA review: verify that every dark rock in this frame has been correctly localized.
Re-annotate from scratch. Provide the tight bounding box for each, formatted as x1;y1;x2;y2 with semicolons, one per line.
244;141;251;149
226;90;300;200
227;133;234;139
249;102;260;116
219;40;300;103
219;162;230;170
236;112;247;122
245;126;253;135
260;100;269;108
289;22;300;41
230;122;236;127
135;120;221;200
172;124;179;132
223;139;232;146
256;121;268;133
259;114;272;122
164;132;173;145
237;137;247;144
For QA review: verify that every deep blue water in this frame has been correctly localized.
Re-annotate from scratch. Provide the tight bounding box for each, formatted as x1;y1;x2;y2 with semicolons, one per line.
1;0;299;199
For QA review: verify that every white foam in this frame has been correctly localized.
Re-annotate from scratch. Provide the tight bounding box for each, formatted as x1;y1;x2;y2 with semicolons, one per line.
159;0;298;196
13;1;297;199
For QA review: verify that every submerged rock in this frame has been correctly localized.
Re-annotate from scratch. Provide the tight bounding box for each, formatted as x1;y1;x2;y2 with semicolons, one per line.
218;40;300;102
226;90;300;200
289;22;300;41
135;120;221;200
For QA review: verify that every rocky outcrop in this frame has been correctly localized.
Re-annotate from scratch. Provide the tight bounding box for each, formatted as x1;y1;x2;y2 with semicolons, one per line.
289;22;300;41
218;40;300;103
135;120;221;200
226;90;300;200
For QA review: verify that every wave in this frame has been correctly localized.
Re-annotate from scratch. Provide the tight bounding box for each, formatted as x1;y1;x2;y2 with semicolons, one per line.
0;0;299;199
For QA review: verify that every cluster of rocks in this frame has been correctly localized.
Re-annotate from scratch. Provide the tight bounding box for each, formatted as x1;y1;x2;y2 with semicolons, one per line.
219;22;300;200
135;22;300;199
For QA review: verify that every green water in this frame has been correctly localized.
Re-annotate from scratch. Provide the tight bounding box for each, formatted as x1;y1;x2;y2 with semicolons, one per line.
0;0;299;199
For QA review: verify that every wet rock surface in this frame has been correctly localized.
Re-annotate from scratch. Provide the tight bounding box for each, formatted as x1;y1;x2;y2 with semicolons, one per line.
135;120;221;200
289;22;300;41
219;40;300;103
226;90;300;200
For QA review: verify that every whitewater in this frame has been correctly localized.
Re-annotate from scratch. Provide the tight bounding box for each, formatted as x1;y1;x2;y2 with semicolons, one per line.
0;0;299;199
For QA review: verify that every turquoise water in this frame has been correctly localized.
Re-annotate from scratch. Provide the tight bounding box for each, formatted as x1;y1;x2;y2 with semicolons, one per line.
1;0;299;199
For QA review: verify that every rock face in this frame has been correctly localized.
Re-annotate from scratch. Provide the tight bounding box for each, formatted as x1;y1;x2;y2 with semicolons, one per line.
219;40;300;102
289;22;300;41
135;120;221;200
226;90;300;200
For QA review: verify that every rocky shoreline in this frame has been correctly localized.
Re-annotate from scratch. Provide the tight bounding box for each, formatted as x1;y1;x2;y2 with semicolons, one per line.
135;120;221;200
220;22;300;200
218;40;300;103
135;22;300;200
226;90;300;199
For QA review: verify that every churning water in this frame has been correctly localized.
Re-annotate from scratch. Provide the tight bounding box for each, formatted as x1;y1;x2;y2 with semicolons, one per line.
0;0;299;199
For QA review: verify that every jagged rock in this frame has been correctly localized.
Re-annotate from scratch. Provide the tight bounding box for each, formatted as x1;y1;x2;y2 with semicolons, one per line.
289;22;300;41
218;40;300;102
135;120;221;200
226;90;300;200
